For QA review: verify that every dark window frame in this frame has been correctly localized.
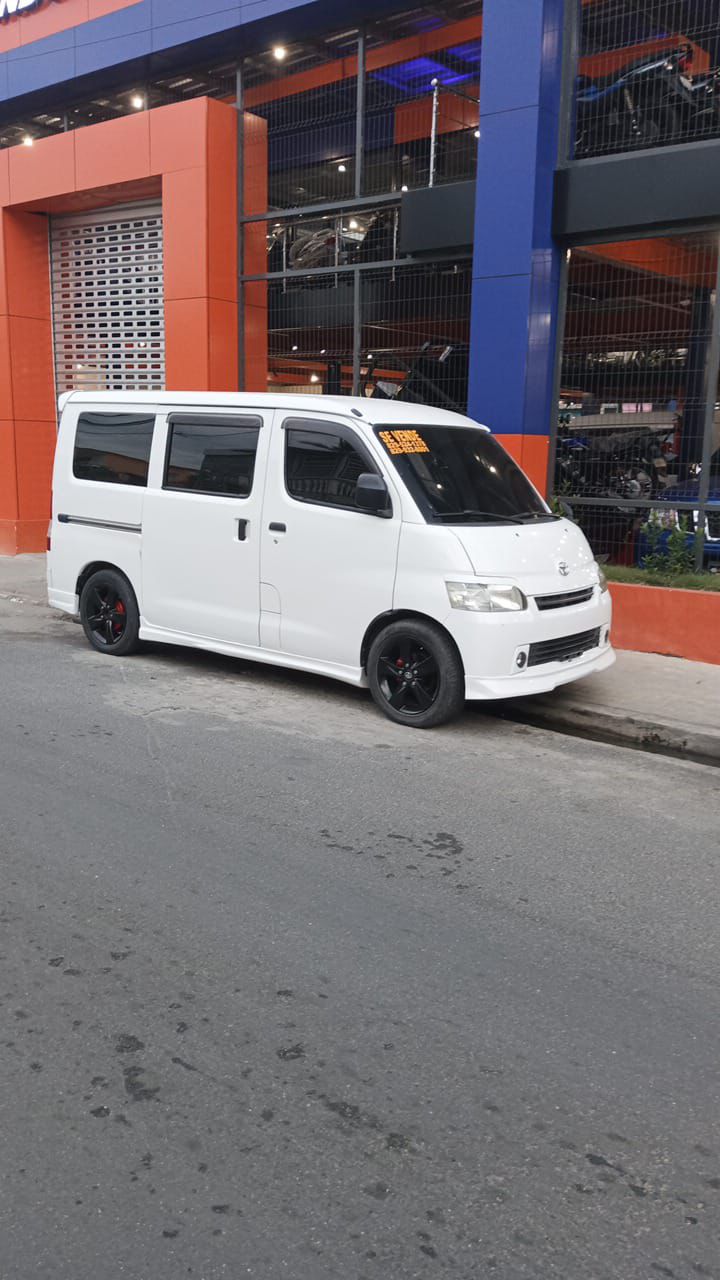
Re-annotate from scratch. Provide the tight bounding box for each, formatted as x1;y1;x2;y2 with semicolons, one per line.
162;413;263;500
282;416;389;515
72;411;156;488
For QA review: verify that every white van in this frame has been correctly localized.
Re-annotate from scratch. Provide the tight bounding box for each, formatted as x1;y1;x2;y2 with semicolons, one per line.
47;392;614;728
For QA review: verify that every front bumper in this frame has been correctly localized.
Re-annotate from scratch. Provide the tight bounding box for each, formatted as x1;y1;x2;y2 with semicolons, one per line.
465;643;615;700
445;584;614;701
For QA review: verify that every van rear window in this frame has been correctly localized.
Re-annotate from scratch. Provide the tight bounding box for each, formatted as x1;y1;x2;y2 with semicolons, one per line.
73;413;155;487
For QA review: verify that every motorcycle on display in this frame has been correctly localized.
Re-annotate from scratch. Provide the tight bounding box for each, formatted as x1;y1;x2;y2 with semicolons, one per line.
574;44;701;155
554;425;672;561
267;212;394;274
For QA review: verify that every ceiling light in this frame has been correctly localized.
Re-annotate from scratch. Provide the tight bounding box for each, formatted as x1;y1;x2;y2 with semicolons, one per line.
348;219;358;230
337;163;346;173
320;348;326;355
310;373;319;383
131;94;145;110
22;134;34;147
273;45;287;61
291;344;298;351
474;128;480;139
401;184;408;192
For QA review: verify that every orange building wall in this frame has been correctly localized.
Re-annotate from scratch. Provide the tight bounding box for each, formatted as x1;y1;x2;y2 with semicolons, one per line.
0;97;255;555
0;0;140;53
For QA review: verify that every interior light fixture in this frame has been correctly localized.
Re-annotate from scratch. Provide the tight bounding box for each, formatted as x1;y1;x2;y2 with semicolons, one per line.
273;46;287;61
348;219;359;230
310;373;319;383
401;184;408;192
474;128;480;139
292;344;298;351
337;163;347;173
22;135;34;147
131;94;145;110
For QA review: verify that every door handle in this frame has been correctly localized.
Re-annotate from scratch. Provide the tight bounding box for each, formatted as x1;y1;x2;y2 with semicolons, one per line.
268;522;287;533
236;519;248;542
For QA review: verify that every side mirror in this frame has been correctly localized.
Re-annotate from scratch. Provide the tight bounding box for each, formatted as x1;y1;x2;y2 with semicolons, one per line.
355;473;391;516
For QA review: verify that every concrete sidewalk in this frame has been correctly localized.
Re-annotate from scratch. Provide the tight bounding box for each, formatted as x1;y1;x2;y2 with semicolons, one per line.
2;553;719;765
0;552;47;602
504;650;720;768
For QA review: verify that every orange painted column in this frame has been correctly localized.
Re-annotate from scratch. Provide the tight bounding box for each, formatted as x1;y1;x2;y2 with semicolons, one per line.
0;97;245;553
162;99;240;391
0;209;57;554
243;113;269;392
496;433;550;496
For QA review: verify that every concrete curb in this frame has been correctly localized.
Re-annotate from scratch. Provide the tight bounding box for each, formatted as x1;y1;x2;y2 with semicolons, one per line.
501;698;720;769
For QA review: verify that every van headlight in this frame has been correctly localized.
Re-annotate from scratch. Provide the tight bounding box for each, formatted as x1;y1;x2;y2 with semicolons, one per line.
446;582;527;612
596;563;609;593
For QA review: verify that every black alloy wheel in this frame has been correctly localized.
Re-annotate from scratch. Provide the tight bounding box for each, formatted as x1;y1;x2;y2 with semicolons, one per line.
367;619;465;728
79;569;140;657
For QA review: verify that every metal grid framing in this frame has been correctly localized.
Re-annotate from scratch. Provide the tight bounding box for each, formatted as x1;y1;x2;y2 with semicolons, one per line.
266;256;472;406
240;2;478;413
51;204;165;394
552;232;720;571
254;72;361;210
575;0;720;158
362;42;480;196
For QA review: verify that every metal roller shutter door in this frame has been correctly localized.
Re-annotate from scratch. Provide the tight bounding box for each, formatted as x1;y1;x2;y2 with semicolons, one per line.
50;202;165;395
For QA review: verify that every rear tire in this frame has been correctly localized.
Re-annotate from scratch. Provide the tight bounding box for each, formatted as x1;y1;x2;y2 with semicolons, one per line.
367;619;465;728
79;569;140;657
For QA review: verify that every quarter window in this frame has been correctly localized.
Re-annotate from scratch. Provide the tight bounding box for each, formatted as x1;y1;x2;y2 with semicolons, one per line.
73;412;155;486
164;417;261;497
285;421;373;509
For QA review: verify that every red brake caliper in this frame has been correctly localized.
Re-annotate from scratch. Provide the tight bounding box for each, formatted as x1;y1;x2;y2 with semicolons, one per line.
114;600;126;635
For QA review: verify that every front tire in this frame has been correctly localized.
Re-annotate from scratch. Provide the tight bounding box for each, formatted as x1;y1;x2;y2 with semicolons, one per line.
79;569;140;657
367;619;465;728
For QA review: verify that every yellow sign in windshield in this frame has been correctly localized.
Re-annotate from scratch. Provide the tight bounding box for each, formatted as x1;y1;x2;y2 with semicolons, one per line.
378;429;430;456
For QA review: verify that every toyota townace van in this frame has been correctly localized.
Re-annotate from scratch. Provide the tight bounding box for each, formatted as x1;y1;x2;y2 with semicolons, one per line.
47;392;614;728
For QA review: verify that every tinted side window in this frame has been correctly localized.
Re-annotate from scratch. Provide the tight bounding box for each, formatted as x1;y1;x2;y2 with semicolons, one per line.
285;423;371;508
165;418;261;498
73;413;155;486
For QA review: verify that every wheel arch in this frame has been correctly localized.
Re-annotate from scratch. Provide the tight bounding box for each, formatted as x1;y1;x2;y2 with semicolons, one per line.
360;609;464;675
76;561;139;604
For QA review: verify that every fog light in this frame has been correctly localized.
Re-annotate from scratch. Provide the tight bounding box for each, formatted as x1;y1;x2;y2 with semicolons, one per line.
516;651;527;669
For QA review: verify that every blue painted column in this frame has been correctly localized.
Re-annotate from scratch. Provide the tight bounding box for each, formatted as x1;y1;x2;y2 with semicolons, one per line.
468;0;566;493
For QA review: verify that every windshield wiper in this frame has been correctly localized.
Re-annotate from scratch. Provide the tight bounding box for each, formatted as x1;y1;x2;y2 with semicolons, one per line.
515;510;559;521
438;509;526;524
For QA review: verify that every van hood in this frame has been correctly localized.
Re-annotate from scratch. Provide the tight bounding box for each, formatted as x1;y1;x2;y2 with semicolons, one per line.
453;518;598;593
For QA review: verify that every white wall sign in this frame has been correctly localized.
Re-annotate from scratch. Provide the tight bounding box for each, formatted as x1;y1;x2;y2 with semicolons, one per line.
0;0;47;21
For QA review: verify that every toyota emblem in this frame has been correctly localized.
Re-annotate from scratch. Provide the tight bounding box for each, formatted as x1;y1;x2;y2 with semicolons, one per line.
558;561;570;577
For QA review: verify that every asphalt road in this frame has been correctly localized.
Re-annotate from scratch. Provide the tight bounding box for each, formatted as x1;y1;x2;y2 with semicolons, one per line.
1;590;719;1280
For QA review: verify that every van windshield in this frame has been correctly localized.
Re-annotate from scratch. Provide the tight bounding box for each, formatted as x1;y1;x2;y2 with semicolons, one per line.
374;426;554;524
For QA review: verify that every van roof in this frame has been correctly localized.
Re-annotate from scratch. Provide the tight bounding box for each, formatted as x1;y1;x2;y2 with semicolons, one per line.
59;391;487;431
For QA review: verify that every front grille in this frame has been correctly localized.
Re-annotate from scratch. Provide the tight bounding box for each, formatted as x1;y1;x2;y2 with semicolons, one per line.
527;627;601;668
534;586;595;611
